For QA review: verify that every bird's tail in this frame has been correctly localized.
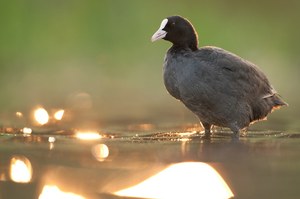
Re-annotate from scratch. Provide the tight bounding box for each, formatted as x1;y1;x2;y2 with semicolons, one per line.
271;94;288;111
251;94;287;122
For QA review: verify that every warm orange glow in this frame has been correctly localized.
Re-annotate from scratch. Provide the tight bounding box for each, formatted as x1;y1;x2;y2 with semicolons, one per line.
39;185;85;199
34;107;49;125
48;137;56;143
48;137;56;150
54;109;64;120
22;127;32;134
178;131;198;137
75;131;102;140
115;162;234;199
10;156;32;183
16;111;23;118
91;144;109;161
178;137;190;142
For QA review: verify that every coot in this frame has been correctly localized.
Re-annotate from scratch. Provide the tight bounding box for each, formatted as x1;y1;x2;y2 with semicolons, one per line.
151;16;287;137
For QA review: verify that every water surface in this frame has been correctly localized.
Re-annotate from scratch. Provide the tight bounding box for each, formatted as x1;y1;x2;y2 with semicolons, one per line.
1;124;299;199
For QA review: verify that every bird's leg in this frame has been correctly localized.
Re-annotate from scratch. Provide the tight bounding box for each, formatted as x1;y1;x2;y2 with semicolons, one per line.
229;123;240;140
232;130;240;140
201;122;212;136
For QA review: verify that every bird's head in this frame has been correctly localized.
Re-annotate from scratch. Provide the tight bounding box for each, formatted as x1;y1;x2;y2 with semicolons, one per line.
151;16;198;51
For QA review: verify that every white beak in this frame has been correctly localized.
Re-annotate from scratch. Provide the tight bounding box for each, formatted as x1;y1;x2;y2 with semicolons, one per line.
151;29;167;42
151;18;168;42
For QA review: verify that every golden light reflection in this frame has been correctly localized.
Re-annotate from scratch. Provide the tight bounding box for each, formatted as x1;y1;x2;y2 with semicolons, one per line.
75;131;102;140
179;138;190;142
115;162;234;199
10;156;32;183
54;109;64;120
34;107;49;125
48;137;56;143
91;144;109;161
16;111;23;118
22;127;32;134
39;185;85;199
48;137;56;150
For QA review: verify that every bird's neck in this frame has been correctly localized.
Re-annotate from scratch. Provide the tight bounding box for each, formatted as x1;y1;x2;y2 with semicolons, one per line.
171;42;198;52
188;42;198;51
172;36;198;51
168;45;194;56
187;34;199;51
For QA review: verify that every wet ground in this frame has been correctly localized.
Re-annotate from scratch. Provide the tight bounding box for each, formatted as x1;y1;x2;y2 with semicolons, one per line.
1;124;300;199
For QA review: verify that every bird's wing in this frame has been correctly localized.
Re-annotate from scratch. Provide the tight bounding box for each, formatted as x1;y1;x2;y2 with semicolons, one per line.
194;46;276;100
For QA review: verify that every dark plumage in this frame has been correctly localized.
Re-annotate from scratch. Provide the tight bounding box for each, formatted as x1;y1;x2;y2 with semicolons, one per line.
151;16;287;137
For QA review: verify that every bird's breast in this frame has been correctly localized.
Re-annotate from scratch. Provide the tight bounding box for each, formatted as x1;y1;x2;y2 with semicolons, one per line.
163;55;182;100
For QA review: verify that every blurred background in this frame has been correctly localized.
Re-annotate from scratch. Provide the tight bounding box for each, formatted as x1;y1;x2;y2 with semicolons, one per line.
0;0;299;130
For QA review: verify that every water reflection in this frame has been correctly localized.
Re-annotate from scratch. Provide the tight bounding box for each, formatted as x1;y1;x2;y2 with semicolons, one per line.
115;162;234;199
1;125;299;199
54;109;65;121
34;107;49;125
91;144;109;162
39;185;85;199
75;131;102;140
48;136;56;150
22;127;33;134
10;156;32;183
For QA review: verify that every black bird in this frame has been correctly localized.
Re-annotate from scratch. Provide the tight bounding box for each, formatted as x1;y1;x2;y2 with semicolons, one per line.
151;16;287;137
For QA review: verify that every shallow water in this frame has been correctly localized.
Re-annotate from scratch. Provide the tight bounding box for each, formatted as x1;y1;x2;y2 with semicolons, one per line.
1;124;300;199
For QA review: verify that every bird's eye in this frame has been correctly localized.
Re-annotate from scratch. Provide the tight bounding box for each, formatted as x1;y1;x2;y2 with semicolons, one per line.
166;22;175;29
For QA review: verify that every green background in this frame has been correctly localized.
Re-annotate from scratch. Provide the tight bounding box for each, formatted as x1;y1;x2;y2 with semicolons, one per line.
0;0;298;129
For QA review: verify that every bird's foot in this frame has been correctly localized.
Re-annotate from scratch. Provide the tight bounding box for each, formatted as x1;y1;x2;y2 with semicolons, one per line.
231;131;240;142
202;130;212;139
